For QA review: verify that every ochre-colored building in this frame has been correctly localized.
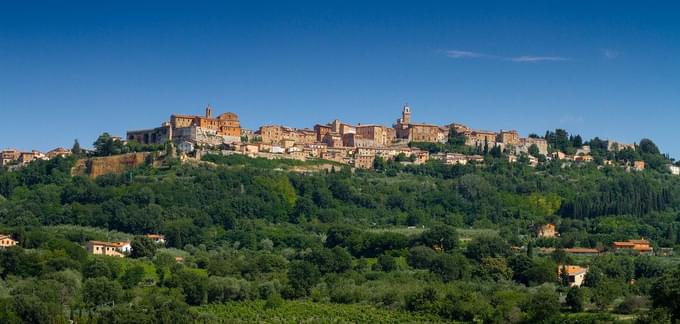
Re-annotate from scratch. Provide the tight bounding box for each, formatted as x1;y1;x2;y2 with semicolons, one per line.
86;240;132;258
314;124;332;142
498;130;520;145
393;104;442;142
257;125;316;145
537;223;558;238
613;239;653;255
558;265;588;287
128;105;241;145
0;234;18;248
170;105;241;138
145;234;166;245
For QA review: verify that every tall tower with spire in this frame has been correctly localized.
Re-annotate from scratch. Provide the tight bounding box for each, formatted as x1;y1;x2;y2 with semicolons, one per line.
401;103;411;125
205;105;213;119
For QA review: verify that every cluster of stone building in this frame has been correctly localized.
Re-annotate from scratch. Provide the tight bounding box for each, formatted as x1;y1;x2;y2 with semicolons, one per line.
126;105;241;148
530;224;661;287
0;147;72;169
125;104;560;169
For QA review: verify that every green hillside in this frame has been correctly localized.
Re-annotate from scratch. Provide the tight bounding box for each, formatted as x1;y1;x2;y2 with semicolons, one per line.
0;151;679;323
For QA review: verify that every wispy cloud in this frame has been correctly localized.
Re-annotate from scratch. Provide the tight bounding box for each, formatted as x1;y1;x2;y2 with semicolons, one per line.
602;49;620;59
445;50;486;59
443;49;570;63
509;56;570;62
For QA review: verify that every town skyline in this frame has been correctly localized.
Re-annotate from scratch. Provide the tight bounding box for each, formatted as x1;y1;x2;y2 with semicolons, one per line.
0;102;675;159
2;1;679;157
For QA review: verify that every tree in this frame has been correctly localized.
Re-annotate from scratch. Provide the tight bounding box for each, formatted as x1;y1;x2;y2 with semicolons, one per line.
650;268;680;321
169;268;208;306
374;254;397;272
476;257;512;281
419;225;459;251
639;138;660;155
429;253;470;282
448;127;466;146
71;139;82;155
464;236;510;262
286;261;320;298
591;280;621;311
83;277;123;307
93;133;126;157
120;265;145;289
566;286;585;312
407;246;437;269
526;286;560;323
207;276;249;303
130;236;157;258
528;144;540;158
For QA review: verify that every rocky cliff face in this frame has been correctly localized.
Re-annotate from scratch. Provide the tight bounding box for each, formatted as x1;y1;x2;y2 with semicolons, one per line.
72;152;151;178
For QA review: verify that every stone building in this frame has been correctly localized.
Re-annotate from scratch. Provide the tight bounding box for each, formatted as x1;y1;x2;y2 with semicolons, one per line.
465;129;498;146
519;137;548;155
257;125;316;145
559;265;588;287
607;140;635;152
1;149;20;167
497;130;520;145
356;124;395;146
86;240;131;258
0;234;18;248
127;105;241;145
393;104;442;143
323;132;344;148
537;223;558;238
47;147;71;159
314;124;332;142
328;119;356;135
127;123;173;145
354;148;376;169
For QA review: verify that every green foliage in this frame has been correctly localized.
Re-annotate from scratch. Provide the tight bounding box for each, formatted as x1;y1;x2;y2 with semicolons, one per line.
131;236;157;258
168;268;208;306
650;268;680;321
566;286;585;312
83;276;123;307
286;261;320;298
526;286;561;323
197;300;441;323
0;141;679;322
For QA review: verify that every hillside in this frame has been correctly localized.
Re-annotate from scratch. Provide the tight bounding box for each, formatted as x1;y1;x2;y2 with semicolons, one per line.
0;153;679;323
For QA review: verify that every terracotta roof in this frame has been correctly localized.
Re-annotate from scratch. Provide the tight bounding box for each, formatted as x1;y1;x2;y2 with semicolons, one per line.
88;240;130;247
145;234;165;239
560;265;588;276
613;241;636;247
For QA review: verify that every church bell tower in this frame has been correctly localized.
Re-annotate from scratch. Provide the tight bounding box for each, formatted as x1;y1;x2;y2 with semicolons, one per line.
401;103;411;125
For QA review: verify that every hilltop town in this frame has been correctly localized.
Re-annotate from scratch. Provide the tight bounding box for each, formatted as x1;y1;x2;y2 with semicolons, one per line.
3;103;679;175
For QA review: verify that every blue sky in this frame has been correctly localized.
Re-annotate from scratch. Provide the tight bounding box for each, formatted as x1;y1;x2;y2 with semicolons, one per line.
1;1;679;157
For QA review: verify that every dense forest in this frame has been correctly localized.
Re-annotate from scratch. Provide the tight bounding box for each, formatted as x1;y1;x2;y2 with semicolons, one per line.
1;138;680;323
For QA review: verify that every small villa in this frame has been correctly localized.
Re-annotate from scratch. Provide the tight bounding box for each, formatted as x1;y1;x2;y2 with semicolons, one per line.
0;234;18;248
86;240;132;258
537;223;558;238
559;265;588;287
612;239;653;255
145;234;166;245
